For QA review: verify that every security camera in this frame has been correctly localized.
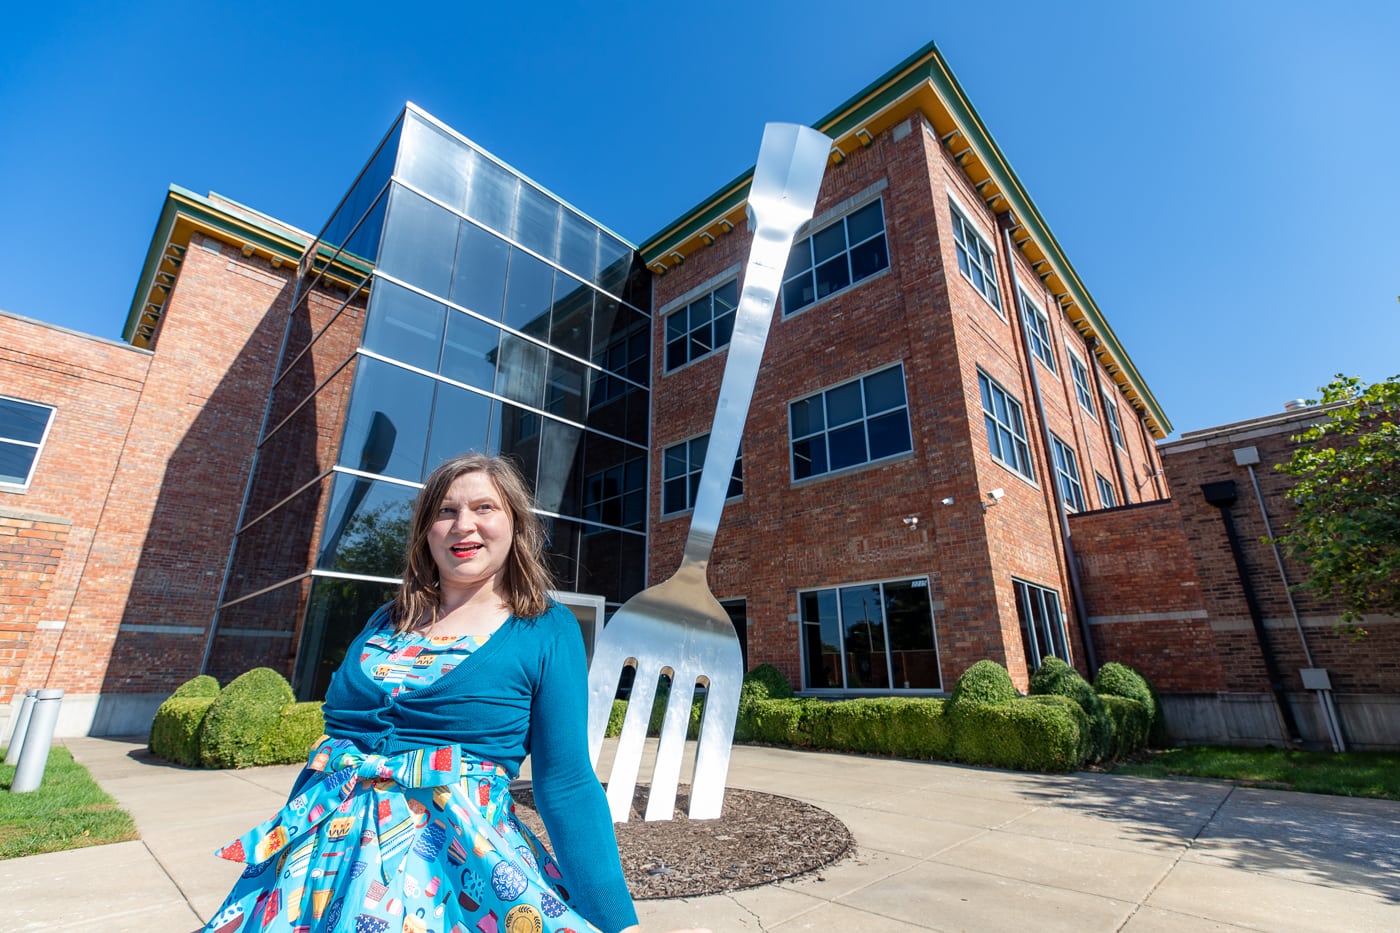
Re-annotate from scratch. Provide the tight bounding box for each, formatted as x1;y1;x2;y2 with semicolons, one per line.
987;488;1005;502
940;497;955;506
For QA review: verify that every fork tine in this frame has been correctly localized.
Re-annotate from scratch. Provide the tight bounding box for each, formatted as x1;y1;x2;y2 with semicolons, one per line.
644;667;697;821
604;662;660;823
586;637;633;768
689;655;742;819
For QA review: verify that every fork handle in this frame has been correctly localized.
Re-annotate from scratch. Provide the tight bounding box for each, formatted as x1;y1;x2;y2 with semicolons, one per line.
683;123;832;566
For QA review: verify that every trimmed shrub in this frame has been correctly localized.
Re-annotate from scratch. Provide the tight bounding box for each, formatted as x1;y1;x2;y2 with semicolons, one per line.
170;674;220;700
748;698;821;746
1024;694;1091;763
736;664;795;742
1094;661;1165;747
256;701;326;766
821;697;952;760
1100;695;1150;759
948;660;1018;708
606;699;627;737
198;667;295;769
1028;658;1113;762
149;696;217;767
952;697;1083;772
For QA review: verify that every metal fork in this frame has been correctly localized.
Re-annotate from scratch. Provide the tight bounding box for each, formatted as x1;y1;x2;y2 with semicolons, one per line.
585;122;831;822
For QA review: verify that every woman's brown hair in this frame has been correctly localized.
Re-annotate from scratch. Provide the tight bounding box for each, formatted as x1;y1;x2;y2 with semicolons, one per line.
390;453;555;631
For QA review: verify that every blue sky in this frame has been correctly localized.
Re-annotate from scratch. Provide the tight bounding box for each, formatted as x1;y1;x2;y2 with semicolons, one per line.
2;1;1396;437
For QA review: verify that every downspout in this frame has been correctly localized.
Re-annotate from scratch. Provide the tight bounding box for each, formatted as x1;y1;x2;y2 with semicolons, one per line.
1200;480;1302;742
1002;223;1097;674
1085;336;1133;504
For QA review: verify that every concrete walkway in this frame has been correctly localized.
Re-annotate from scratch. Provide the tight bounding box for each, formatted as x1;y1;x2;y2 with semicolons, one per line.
2;737;1398;931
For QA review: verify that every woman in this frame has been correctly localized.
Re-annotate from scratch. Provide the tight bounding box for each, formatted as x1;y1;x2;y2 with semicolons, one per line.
205;454;706;933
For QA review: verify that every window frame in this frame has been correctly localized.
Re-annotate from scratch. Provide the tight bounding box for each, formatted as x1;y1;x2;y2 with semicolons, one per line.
1095;472;1118;509
798;575;943;694
948;198;1002;312
788;362;913;483
1102;391;1127;450
1018;289;1057;374
661;434;742;516
663;277;738;373
781;196;890;317
1049;433;1087;513
976;370;1034;481
0;394;57;492
1067;348;1096;419
1014;578;1070;671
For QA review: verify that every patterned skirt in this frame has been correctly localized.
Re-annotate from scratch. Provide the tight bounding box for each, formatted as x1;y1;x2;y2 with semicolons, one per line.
203;736;601;933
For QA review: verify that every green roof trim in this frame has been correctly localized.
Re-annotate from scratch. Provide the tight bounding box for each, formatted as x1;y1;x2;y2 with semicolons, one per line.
640;41;1171;435
122;185;309;346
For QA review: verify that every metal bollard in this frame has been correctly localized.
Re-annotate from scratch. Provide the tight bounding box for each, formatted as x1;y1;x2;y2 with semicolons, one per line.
5;689;40;766
11;689;64;793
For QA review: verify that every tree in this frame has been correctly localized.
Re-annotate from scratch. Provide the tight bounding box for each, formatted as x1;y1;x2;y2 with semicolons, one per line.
1275;374;1400;631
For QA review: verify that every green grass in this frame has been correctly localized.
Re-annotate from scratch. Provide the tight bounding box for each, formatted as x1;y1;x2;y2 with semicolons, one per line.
0;745;139;859
1113;746;1400;800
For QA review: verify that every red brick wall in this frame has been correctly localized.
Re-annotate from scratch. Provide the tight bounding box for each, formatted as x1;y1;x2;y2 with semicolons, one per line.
0;510;71;703
646;116;1167;693
0;232;294;705
0;312;150;704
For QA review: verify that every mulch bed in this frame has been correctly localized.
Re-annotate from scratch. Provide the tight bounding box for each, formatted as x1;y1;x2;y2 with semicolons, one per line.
511;783;853;899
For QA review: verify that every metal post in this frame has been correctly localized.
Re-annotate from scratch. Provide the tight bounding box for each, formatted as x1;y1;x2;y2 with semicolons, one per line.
11;689;64;793
4;689;39;766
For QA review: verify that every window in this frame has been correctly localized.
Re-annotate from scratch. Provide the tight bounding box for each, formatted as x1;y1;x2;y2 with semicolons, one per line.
1014;579;1069;670
589;327;648;408
782;199;889;315
789;364;912;480
1068;350;1096;417
977;371;1033;480
582;455;646;530
665;279;737;371
661;435;742;515
0;395;56;491
1102;392;1127;449
1049;434;1086;512
800;577;941;691
1018;291;1056;373
1096;472;1117;508
949;200;1001;311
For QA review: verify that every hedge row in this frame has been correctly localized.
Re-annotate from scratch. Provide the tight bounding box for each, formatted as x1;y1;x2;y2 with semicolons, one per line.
148;668;324;768
732;658;1158;773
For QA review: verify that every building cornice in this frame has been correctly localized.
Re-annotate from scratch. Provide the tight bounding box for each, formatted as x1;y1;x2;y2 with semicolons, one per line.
639;41;1172;437
123;185;309;349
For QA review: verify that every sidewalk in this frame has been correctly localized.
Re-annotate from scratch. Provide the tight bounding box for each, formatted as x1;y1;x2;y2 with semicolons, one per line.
2;737;1397;932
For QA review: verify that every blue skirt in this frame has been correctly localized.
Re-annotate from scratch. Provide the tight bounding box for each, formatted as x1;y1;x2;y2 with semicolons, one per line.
203;736;601;933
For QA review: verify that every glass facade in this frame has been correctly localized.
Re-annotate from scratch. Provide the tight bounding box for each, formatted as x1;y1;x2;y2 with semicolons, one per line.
211;108;651;697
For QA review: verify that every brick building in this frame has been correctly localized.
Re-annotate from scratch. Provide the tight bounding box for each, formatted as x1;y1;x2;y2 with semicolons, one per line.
5;42;1184;737
641;44;1170;697
1073;406;1400;748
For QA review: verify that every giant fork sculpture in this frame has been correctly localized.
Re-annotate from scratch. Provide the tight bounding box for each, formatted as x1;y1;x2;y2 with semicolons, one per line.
586;122;831;822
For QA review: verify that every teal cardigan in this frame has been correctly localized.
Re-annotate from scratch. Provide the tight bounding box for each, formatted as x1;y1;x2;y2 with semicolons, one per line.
322;601;637;933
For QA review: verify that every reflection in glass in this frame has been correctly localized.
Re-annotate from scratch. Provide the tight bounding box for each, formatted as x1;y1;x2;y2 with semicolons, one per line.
597;233;632;296
558;208;599;283
513;183;560;260
398;112;470;212
314;116;402;265
464;148;519;237
377;186;459;298
424;383;494;478
549;279;593;360
451;222;510;319
440;309;500;390
536;419;583;516
495;333;547;409
801;589;843;689
578;527;645;604
491;402;541;494
841;584;889;689
316;473;417;575
340;357;433;483
362;280;446;372
884;580;941;688
502;249;555;338
293;575;398;700
541;515;582;594
544;352;588;422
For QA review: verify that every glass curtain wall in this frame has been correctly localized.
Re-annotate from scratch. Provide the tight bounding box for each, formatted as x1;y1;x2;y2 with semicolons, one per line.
211;107;651;699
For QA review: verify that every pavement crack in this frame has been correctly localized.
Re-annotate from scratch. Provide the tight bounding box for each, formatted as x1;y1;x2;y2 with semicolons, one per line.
1115;784;1237;931
723;891;769;930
